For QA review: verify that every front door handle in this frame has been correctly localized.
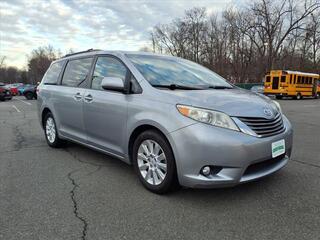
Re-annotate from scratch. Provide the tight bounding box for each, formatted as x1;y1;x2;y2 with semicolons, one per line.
84;94;93;103
73;92;82;101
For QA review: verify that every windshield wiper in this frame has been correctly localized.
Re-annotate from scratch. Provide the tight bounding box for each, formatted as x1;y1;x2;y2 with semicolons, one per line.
152;84;206;90
207;85;233;89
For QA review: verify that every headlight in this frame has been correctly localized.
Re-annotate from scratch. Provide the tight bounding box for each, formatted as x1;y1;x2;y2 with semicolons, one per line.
272;100;282;114
177;105;239;131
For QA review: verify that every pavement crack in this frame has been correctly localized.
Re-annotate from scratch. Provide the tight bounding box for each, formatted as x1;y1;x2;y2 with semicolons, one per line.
0;144;49;154
64;148;107;168
13;125;26;150
67;170;88;240
85;166;103;177
291;159;320;168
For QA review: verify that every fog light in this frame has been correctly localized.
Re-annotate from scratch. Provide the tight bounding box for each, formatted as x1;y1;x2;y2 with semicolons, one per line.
202;166;211;176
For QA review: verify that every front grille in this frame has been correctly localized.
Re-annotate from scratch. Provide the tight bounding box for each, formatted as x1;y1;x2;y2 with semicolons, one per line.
237;113;285;137
243;153;286;176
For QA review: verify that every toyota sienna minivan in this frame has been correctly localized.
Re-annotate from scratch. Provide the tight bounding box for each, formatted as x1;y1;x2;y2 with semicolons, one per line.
37;50;293;193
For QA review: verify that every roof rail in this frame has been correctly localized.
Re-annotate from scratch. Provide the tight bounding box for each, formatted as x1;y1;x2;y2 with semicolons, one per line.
63;48;101;58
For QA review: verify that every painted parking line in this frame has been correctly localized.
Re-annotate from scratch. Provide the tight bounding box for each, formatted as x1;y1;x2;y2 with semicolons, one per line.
12;105;21;113
14;97;32;105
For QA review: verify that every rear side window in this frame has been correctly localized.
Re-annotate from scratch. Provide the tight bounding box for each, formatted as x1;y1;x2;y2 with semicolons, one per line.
62;58;93;87
42;61;64;84
91;56;127;90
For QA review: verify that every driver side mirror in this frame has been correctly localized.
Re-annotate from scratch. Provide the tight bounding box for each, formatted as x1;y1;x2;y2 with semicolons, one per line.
101;77;125;92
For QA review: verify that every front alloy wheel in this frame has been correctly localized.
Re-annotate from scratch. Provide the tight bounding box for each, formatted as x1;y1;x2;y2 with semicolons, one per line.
137;140;167;185
133;130;179;194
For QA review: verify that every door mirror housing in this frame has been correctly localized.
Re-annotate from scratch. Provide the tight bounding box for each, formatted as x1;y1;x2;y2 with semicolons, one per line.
101;77;125;92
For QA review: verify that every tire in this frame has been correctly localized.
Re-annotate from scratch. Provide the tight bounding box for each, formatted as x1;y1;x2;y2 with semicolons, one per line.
25;92;34;100
315;93;319;99
44;112;64;148
296;93;302;100
132;130;179;194
275;95;282;100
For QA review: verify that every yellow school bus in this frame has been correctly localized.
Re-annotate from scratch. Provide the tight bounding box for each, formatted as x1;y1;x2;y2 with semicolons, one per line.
264;70;320;99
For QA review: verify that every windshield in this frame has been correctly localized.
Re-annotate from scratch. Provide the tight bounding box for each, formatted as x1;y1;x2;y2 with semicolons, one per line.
127;54;232;89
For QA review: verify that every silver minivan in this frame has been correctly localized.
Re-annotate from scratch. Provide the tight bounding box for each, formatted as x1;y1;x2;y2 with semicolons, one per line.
37;50;293;193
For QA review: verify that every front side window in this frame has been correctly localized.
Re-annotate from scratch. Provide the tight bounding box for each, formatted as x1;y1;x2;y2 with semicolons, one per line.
281;76;286;83
42;61;64;84
127;54;232;89
91;56;127;90
62;58;93;87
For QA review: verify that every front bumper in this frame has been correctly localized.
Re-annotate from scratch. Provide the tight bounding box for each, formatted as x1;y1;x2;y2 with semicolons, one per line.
168;115;293;188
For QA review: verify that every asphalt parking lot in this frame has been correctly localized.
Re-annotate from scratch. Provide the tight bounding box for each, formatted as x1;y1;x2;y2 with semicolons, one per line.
0;96;319;240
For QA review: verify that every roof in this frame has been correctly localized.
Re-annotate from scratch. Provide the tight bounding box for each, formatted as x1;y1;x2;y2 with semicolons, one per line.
53;49;179;65
283;70;319;77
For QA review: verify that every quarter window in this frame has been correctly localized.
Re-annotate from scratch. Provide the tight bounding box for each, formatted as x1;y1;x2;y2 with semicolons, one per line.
42;61;64;84
91;56;127;90
62;58;93;87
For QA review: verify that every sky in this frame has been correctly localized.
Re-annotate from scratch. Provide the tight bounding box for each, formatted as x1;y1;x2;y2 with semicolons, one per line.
0;0;240;69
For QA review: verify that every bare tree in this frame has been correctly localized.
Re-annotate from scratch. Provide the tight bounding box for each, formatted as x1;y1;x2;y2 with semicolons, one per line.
150;0;320;83
27;45;58;84
0;56;6;68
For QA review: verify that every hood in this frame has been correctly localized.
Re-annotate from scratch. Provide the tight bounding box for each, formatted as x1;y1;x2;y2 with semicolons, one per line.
155;88;278;118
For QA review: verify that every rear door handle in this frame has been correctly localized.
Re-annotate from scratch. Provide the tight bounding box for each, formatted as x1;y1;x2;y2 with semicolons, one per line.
73;92;82;101
84;94;93;103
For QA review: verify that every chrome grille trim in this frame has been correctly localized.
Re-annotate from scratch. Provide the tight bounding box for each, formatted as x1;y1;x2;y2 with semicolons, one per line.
237;113;285;138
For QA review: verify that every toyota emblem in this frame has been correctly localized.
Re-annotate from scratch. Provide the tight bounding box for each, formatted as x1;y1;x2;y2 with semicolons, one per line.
263;108;273;117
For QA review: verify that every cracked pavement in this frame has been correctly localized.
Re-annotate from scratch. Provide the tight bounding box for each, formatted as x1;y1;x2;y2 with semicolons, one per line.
0;96;320;240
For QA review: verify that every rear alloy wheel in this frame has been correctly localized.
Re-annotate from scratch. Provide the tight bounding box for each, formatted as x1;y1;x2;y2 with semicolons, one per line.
132;130;179;194
44;112;63;148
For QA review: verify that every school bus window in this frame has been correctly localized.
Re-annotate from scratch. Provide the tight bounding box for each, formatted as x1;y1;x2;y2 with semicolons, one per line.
289;75;292;84
266;76;270;82
281;76;286;82
297;76;301;84
294;75;297;84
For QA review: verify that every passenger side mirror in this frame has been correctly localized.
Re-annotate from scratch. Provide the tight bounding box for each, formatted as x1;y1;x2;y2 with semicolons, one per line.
101;77;125;92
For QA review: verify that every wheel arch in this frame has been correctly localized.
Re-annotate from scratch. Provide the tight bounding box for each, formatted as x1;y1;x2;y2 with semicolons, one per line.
127;124;174;165
41;107;52;128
